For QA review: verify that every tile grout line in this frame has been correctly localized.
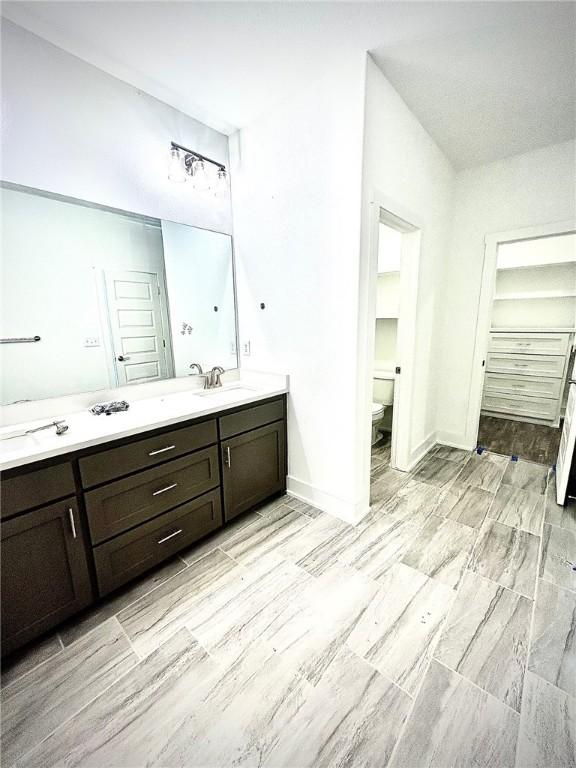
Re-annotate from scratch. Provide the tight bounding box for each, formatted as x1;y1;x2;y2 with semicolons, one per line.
462;565;536;602
432;656;522;717
538;574;576;595
12;619;145;766
57;557;196;651
1;639;66;694
387;462;524;766
345;644;415;701
458;567;533;602
384;455;485;766
513;470;549;768
383;576;462;766
116;616;143;661
465;475;541;603
525;668;576;704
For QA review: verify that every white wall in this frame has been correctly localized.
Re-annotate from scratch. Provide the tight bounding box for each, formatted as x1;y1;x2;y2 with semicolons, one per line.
231;52;367;522
436;140;576;446
1;20;231;234
356;56;455;495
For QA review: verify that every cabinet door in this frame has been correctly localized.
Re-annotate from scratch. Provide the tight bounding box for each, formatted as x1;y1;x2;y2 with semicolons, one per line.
1;498;92;655
221;421;286;522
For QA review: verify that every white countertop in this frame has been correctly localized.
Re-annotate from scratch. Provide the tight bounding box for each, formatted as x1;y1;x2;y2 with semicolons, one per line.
0;371;289;472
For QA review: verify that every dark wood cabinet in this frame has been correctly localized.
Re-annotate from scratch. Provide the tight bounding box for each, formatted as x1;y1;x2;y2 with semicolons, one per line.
84;446;220;544
79;419;217;488
1;498;92;655
0;461;75;519
93;488;222;596
1;395;287;655
221;420;286;521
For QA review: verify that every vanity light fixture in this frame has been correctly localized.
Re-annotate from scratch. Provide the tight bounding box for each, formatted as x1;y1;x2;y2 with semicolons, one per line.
168;141;228;195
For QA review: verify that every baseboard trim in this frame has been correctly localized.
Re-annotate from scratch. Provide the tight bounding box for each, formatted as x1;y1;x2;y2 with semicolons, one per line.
287;476;369;525
405;431;437;471
436;430;475;451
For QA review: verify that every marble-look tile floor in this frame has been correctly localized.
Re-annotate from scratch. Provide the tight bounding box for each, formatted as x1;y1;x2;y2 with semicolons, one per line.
2;446;575;767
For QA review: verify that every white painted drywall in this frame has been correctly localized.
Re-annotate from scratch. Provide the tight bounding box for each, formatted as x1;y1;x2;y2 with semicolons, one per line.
161;221;237;376
436;140;576;446
357;56;455;495
0;187;165;403
230;52;367;522
1;20;232;235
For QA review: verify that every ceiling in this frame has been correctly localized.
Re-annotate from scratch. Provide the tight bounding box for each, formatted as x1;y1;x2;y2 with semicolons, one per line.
2;1;575;169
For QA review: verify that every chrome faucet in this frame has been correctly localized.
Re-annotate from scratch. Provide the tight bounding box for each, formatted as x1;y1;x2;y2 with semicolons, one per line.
207;366;225;389
26;419;69;436
189;362;208;389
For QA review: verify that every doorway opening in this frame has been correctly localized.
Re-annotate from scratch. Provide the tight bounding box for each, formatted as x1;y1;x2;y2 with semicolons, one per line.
469;224;576;495
367;202;421;481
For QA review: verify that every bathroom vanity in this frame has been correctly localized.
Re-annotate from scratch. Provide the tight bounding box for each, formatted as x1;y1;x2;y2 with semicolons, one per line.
0;182;291;656
0;386;287;656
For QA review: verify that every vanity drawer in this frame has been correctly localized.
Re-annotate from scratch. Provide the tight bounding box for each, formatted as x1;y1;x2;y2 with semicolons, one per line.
219;398;284;439
489;332;570;356
84;446;220;544
486;353;566;379
483;373;563;400
93;488;222;596
1;462;76;519
482;392;558;422
79;420;217;488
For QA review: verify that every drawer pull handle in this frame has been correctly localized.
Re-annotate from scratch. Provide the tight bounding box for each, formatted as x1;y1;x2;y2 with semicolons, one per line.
158;529;183;544
224;446;231;468
68;507;77;539
514;364;529;367
152;483;178;496
148;445;176;456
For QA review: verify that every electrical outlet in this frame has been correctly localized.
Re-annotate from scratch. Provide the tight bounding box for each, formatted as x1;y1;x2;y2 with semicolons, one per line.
242;340;251;356
84;337;100;348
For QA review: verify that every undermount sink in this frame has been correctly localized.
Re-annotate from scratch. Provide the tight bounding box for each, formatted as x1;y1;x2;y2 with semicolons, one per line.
193;384;257;398
0;431;40;452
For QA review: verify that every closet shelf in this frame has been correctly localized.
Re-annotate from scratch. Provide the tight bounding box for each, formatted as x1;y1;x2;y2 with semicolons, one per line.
376;314;399;320
494;289;576;301
491;326;576;333
497;259;576;271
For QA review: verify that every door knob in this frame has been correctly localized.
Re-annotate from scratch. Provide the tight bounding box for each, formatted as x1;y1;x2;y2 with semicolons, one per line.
117;355;130;361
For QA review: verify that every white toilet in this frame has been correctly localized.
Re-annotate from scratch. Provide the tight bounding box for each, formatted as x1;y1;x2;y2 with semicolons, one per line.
371;370;395;445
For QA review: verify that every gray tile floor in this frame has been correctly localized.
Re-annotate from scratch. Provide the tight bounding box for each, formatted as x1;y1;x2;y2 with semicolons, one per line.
2;445;575;767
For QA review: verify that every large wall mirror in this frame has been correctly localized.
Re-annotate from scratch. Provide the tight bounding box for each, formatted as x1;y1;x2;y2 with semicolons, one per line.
0;183;238;405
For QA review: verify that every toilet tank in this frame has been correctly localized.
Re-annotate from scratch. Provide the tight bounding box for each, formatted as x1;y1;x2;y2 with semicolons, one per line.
373;375;395;405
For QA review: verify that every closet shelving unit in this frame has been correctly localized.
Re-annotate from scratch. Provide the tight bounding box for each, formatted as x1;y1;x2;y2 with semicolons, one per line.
375;270;399;372
483;246;576;426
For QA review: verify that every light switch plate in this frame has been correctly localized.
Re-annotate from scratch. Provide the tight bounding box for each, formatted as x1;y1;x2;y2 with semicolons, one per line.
84;337;100;347
242;341;251;356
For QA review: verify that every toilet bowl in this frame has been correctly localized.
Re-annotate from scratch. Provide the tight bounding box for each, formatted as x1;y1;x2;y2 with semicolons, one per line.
371;401;386;445
371;369;395;445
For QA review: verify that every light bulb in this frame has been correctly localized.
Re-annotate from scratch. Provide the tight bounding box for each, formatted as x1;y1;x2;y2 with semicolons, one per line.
191;158;211;191
215;166;228;197
168;147;186;183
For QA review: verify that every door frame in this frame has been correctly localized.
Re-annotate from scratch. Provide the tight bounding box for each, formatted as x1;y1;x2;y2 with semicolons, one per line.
359;188;422;485
466;219;576;448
